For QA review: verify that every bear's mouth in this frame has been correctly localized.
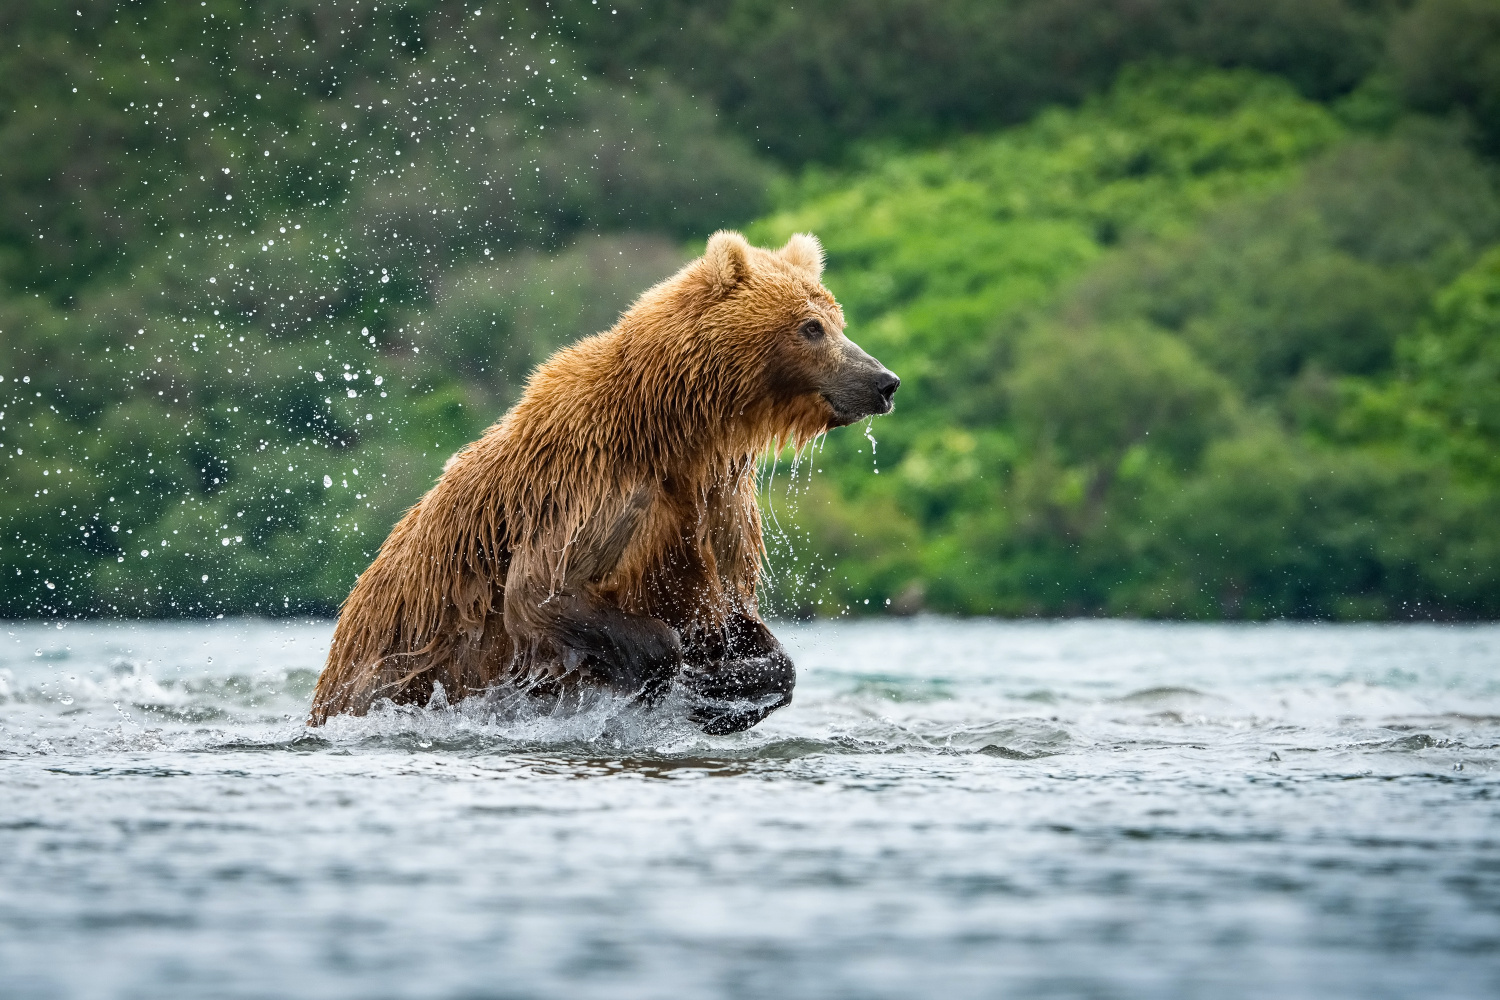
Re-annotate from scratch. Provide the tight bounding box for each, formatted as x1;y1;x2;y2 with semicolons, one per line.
821;392;894;428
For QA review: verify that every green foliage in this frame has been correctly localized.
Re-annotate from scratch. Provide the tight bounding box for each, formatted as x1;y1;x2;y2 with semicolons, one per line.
1391;0;1500;155
1072;122;1500;394
3;1;1500;620
574;0;1395;163
1007;324;1233;470
1410;247;1500;448
1342;245;1500;477
410;234;687;408
0;1;748;617
751;67;1500;620
754;67;1342;413
0;0;764;302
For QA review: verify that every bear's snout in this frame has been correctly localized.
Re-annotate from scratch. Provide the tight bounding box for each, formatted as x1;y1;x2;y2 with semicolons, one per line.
821;336;900;426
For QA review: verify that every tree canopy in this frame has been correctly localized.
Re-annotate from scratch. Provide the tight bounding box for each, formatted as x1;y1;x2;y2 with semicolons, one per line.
2;0;1498;619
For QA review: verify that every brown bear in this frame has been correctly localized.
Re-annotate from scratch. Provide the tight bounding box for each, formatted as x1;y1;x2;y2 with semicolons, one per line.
309;231;898;733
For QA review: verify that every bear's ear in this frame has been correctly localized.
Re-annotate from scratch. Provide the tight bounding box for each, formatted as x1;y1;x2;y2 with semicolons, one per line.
702;230;752;298
779;232;823;279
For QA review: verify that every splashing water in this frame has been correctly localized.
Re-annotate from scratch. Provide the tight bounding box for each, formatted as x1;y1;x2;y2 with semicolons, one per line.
1;617;1498;999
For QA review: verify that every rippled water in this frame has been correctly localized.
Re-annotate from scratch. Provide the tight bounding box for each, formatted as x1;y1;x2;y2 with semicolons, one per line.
1;618;1497;999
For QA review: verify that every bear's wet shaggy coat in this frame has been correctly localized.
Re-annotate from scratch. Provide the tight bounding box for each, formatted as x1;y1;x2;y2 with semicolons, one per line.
310;231;897;732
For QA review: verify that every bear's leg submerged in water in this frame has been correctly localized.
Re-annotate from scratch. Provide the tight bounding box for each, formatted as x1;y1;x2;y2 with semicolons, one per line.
680;613;796;734
505;571;793;733
501;483;792;731
513;584;685;704
502;486;684;705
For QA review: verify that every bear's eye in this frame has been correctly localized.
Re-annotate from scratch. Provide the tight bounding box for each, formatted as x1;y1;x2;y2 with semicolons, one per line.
800;319;825;341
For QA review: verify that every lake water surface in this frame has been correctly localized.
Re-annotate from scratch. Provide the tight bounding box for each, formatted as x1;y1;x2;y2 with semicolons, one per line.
1;618;1497;999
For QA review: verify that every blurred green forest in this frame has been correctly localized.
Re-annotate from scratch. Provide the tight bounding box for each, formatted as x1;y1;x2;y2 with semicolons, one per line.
2;0;1499;619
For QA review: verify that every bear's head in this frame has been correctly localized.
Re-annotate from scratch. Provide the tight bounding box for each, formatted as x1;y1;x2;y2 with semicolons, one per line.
681;230;899;441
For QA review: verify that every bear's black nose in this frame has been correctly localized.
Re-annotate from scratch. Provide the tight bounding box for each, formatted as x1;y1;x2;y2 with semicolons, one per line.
876;370;900;403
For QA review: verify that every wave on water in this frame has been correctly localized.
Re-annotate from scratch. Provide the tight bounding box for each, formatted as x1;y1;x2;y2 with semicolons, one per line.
2;619;1498;775
3;619;1497;1000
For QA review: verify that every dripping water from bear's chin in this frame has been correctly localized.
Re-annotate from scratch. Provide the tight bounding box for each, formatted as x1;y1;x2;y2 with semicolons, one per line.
864;418;879;474
757;433;823;620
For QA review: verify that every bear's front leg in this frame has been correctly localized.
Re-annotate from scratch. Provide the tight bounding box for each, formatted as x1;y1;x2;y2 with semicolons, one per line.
539;590;684;704
504;562;682;704
680;612;795;734
503;487;683;703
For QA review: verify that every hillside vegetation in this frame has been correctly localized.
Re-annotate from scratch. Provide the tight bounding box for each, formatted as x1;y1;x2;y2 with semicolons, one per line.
2;0;1498;619
753;70;1500;618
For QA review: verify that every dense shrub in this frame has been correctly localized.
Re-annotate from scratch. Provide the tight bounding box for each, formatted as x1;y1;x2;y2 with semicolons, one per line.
3;1;1500;619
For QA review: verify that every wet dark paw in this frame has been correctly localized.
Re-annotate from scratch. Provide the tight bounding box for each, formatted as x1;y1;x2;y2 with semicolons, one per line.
682;650;796;735
690;695;790;735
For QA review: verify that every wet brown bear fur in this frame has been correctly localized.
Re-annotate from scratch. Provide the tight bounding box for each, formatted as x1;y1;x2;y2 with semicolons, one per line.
309;231;898;732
